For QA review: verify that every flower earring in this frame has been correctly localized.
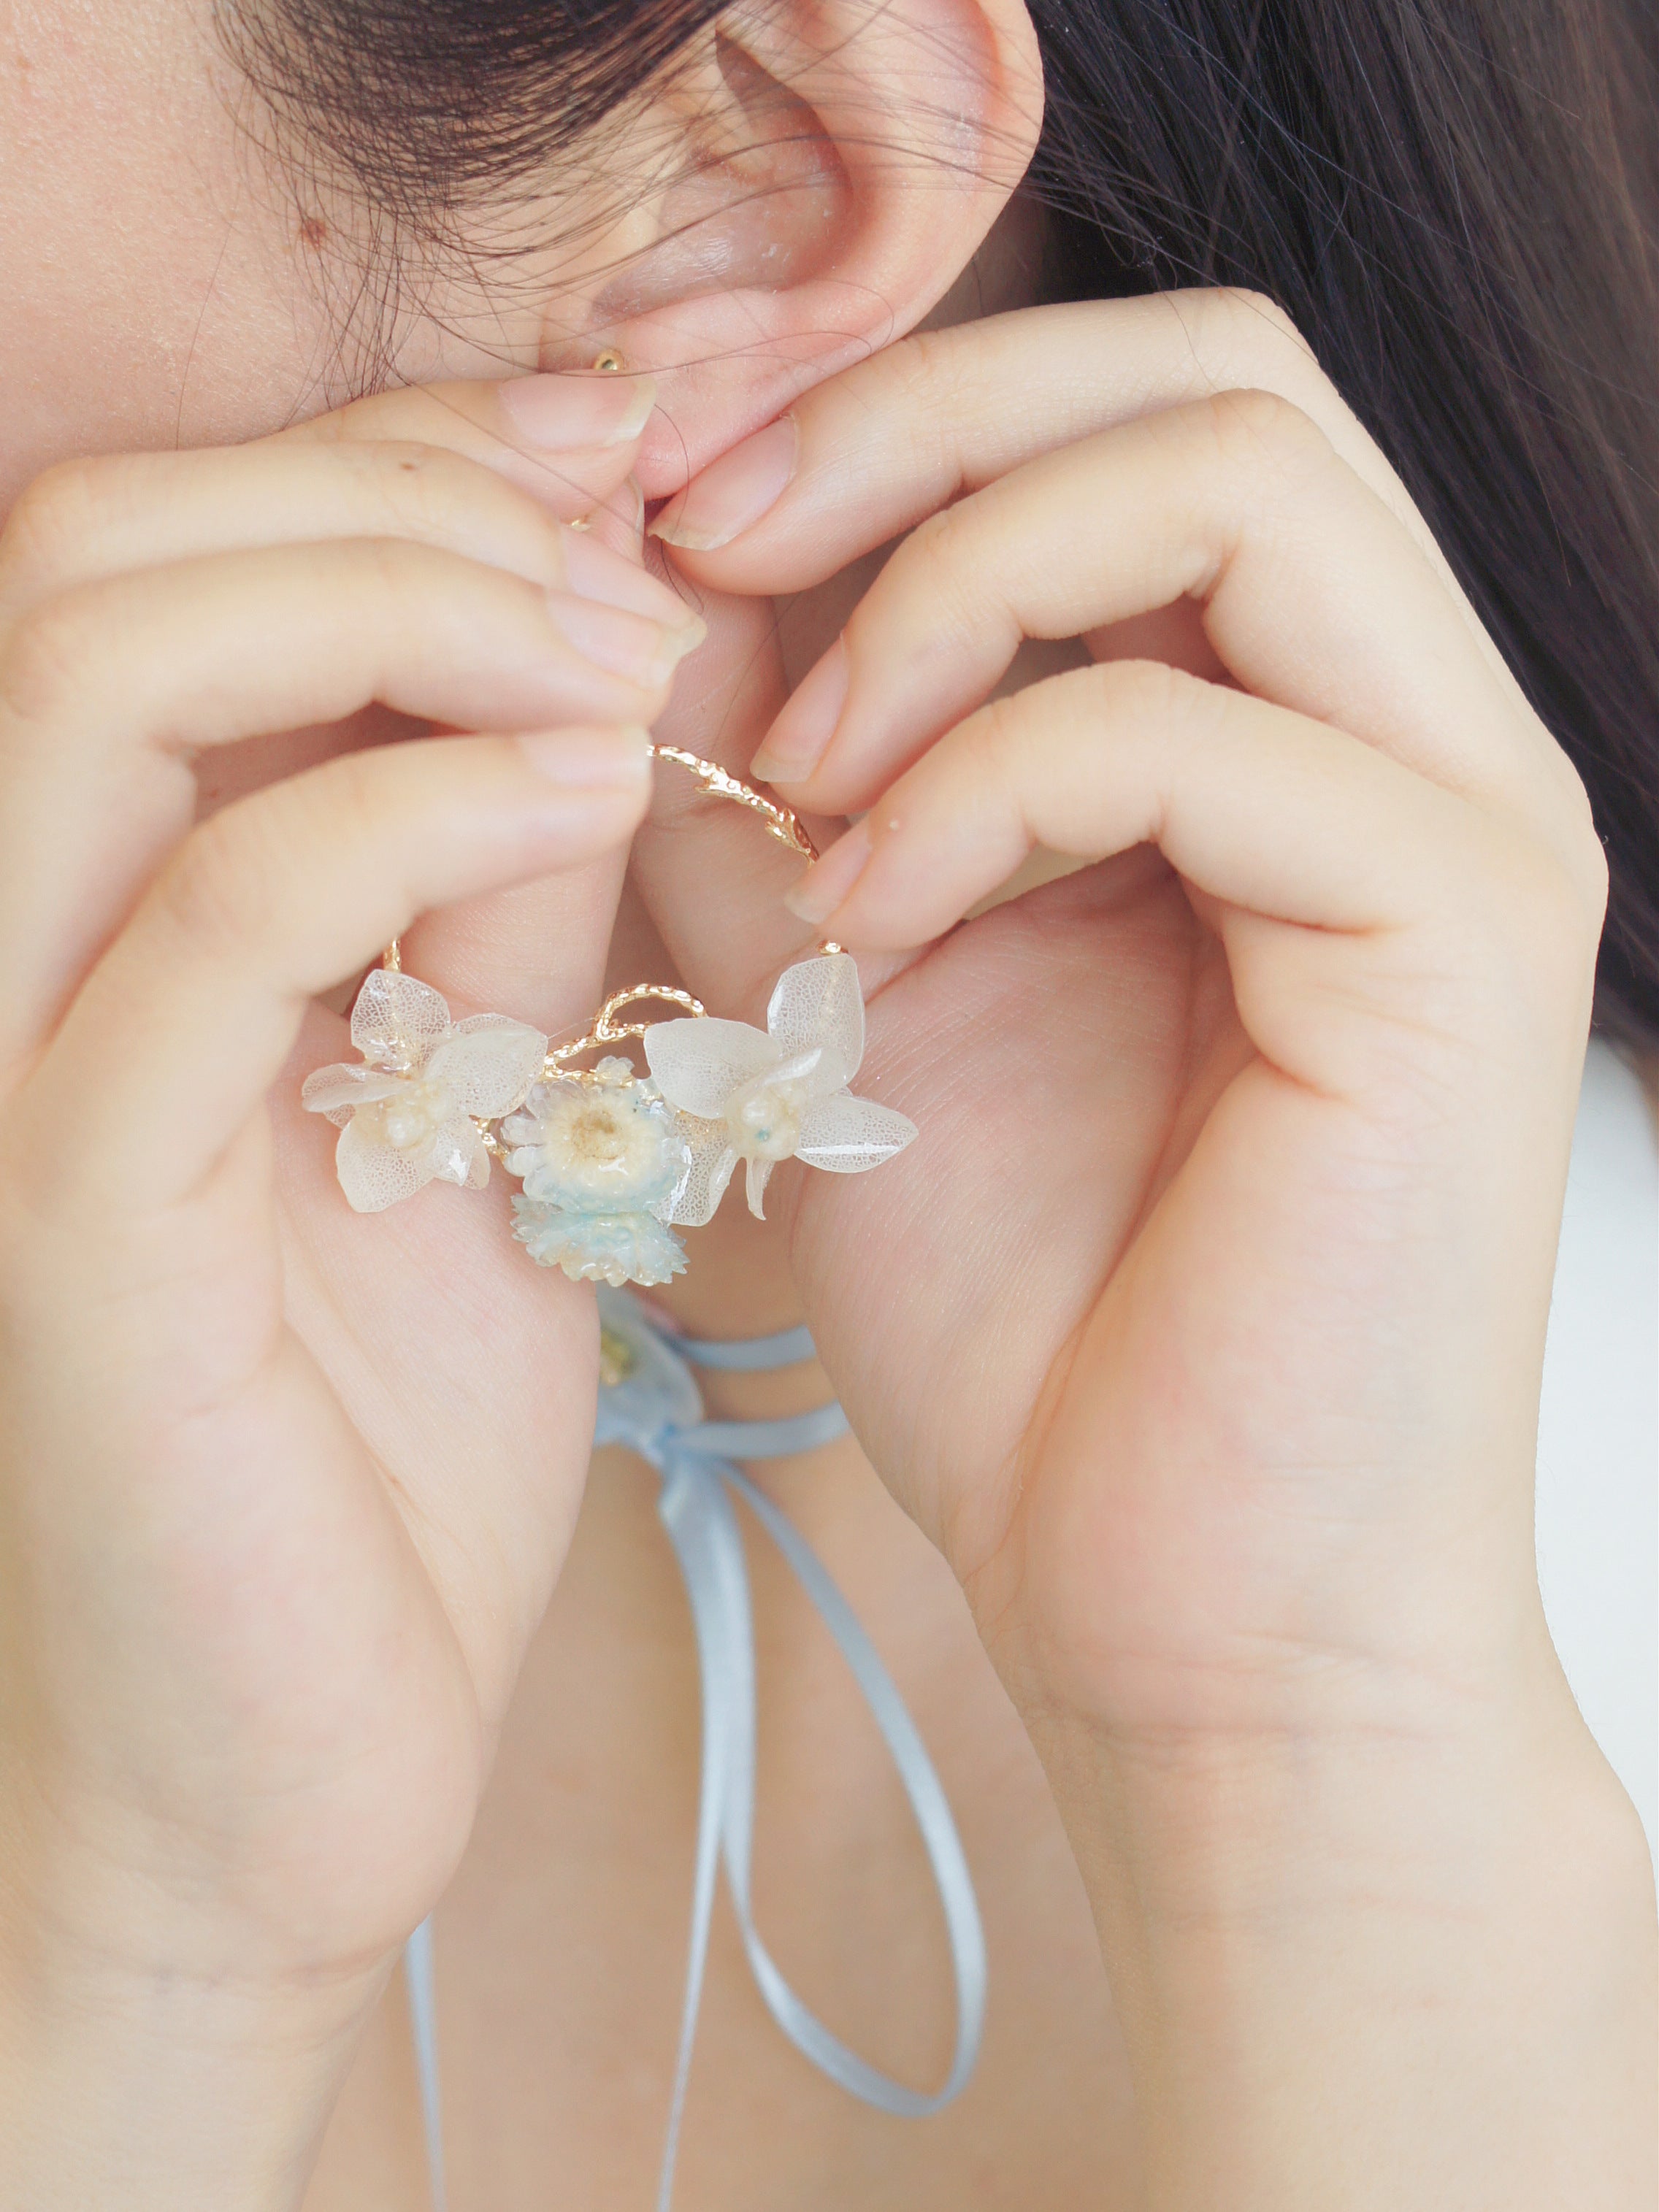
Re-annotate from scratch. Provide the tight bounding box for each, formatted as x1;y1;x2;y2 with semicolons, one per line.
302;749;918;1287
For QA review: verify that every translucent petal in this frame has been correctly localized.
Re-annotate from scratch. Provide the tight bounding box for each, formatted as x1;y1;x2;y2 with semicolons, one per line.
434;1015;549;1118
769;1045;824;1088
350;968;452;1069
335;1115;433;1213
669;1115;737;1227
429;1115;487;1188
745;1155;775;1220
643;1015;777;1119
766;953;864;1088
301;1063;404;1122
794;1091;918;1173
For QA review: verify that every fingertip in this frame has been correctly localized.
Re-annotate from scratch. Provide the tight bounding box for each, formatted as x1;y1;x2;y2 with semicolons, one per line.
497;370;658;453
781;818;873;928
515;723;654;792
647;415;798;554
751;637;851;794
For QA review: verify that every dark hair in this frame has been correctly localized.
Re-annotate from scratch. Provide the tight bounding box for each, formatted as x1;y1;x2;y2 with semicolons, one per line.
222;0;1659;1062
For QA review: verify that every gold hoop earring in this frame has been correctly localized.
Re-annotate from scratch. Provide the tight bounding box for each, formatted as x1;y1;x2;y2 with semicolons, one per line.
308;753;889;1277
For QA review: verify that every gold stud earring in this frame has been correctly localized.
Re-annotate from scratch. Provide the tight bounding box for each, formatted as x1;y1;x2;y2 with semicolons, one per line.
569;349;629;528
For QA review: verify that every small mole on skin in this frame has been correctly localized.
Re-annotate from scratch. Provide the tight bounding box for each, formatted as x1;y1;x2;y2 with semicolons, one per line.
298;215;329;249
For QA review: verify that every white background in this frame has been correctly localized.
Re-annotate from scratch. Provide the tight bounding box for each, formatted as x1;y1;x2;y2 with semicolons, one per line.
1536;1037;1659;1858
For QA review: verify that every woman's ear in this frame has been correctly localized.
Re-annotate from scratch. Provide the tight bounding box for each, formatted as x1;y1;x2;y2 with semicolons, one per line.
535;0;1043;499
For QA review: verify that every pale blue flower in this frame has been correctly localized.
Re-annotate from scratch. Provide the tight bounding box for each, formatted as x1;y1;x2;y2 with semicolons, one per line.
511;1197;686;1289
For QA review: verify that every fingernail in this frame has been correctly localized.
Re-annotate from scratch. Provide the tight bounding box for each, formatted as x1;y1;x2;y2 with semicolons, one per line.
751;637;849;784
499;371;657;450
648;415;798;552
783;820;872;925
516;726;654;787
562;529;702;629
547;594;702;680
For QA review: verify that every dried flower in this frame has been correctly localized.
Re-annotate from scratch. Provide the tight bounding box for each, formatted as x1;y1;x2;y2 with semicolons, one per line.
643;953;916;1222
302;969;546;1213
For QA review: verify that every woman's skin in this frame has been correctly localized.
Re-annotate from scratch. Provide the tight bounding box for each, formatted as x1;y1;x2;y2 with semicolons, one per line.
0;3;1653;2211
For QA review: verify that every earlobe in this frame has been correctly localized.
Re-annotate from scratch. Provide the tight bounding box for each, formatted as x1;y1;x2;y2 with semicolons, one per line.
535;0;1043;502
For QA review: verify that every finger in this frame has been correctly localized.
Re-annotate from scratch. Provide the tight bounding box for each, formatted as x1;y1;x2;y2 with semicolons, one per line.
781;658;1606;1097
0;372;664;614
0;434;682;617
20;727;654;1213
651;292;1471;608
282;369;660;521
625;585;846;1026
749;392;1572;828
0;539;696;1060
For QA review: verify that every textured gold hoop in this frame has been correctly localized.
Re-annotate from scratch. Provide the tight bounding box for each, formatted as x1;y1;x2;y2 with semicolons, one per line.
646;743;818;860
548;983;705;1072
380;744;837;978
591;347;625;373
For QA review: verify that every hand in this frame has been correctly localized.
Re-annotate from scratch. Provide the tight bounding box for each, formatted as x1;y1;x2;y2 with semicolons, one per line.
0;367;698;2194
643;288;1602;1724
634;291;1654;2207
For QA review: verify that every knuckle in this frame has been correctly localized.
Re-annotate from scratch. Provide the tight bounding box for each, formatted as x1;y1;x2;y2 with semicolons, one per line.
886;325;961;413
312;745;391;845
1511;728;1612;934
355;532;442;612
1458;813;1606;1015
1202;385;1329;472
0;458;114;596
349;441;487;545
1206;287;1313;359
970;684;1024;765
903;496;976;581
1175;388;1336;533
1553;813;1612;940
1095;653;1218;730
1195;288;1327;399
0;587;102;724
153;809;274;958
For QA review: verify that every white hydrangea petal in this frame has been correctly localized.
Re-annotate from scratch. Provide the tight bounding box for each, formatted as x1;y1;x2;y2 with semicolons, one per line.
301;1063;405;1121
794;1091;918;1173
334;1115;434;1213
350;968;452;1068
436;1015;550;1117
767;1047;827;1100
669;1115;738;1227
745;1155;775;1220
429;1115;488;1189
766;953;865;1088
644;1015;778;1119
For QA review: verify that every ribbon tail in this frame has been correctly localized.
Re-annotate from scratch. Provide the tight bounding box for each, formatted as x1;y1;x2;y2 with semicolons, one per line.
654;1456;758;2212
716;1466;988;2118
402;1916;448;2212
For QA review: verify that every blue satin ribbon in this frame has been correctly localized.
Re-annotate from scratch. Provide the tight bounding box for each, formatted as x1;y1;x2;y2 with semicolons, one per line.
403;1289;986;2212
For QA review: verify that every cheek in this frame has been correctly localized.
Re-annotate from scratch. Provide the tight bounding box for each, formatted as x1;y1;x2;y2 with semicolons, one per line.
0;1;326;515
